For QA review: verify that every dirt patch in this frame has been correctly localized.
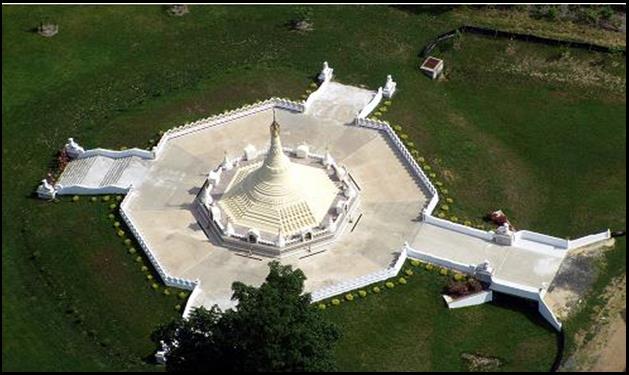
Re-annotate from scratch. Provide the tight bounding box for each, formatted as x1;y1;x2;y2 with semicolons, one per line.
560;273;627;372
461;352;503;371
546;239;615;319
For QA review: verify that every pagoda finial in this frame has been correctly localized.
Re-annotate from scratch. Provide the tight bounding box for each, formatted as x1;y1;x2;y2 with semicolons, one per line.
270;108;280;137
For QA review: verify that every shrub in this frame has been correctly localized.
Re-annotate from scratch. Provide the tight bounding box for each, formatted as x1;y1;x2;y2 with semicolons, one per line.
90;197;97;202
135;256;142;262
163;289;171;296
178;291;188;299
379;106;388;113
318;303;327;310
102;196;111;202
410;259;421;267
119;146;127;151
406;141;414;148
399;134;409;140
423;165;432;171
441;188;449;195
446;280;469;297
109;203;117;210
405;269;413;277
453;273;465;282
425;263;434;271
450;216;459;223
435;181;443;187
309;82;318;88
440;204;449;211
72;195;79;202
141;265;148;272
445;197;454;204
463;220;472;226
393;125;402;132
117;230;125;237
331;298;341;306
437;212;446;218
398;277;407;285
124;238;132;246
147;274;153;281
113;221;121;228
385;281;395;289
429;172;437;178
373;111;382;117
358;290;367;298
107;213;115;220
372;286;381;294
148;139;155;145
128;247;136;254
115;196;122;202
467;279;483;293
345;293;354;301
174;304;181;311
439;268;449;276
417;156;425;163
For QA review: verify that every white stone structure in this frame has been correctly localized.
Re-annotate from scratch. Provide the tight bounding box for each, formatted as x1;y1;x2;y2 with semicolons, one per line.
420;56;444;80
494;222;515;245
318;61;333;83
36;179;58;199
382;74;397;98
195;114;360;258
65;137;85;159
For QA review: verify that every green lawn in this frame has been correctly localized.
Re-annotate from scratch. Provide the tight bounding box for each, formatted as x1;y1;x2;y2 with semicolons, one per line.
322;263;557;372
3;5;625;371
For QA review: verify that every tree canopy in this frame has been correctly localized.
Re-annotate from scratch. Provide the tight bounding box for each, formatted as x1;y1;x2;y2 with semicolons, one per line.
153;261;341;372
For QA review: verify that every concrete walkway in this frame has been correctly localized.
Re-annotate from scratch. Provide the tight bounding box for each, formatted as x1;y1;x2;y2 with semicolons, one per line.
306;82;375;123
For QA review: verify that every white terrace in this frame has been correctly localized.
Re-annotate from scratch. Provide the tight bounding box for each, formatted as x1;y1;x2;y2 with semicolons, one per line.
39;63;611;331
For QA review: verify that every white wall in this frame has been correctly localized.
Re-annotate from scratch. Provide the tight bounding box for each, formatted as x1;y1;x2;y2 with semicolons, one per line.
356;87;383;119
445;290;493;309
79;148;154;160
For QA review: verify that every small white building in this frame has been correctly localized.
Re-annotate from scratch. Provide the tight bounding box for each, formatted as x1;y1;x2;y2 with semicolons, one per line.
420;56;444;80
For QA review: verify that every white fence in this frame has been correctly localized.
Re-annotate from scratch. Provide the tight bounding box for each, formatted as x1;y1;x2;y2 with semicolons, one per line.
304;79;330;112
153;98;305;159
354;117;439;205
568;229;611;249
405;244;476;274
310;248;408;302
357;87;383;119
78;148;154;160
423;214;495;241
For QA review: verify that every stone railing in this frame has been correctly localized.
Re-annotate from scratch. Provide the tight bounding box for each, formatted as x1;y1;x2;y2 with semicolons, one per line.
567;229;611;249
354;117;439;213
78;147;154;160
404;243;476;275
310;247;408;302
153;98;306;159
304;79;330;112
119;187;198;291
423;214;495;241
56;184;131;196
356;87;383;119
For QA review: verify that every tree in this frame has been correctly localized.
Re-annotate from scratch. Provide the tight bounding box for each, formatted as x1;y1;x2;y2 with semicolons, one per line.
153;261;341;372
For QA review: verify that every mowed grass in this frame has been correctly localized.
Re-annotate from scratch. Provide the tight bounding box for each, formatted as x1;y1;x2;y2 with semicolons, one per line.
3;5;625;371
322;265;557;372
